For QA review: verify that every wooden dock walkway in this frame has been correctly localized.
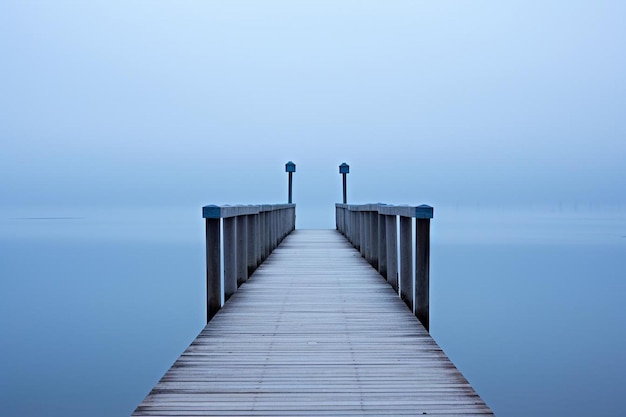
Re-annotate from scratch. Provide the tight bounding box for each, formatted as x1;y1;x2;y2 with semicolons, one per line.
133;230;493;416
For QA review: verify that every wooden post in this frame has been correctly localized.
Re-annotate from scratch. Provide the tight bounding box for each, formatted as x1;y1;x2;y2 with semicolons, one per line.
247;214;256;277
280;208;284;241
385;215;398;292
205;218;221;322
363;211;370;261
415;218;431;331
353;209;358;247
255;213;262;266
270;210;278;249
378;213;387;279
236;215;248;287
263;211;270;261
285;161;296;204
400;216;413;312
350;209;356;246
339;163;349;204
223;217;237;302
370;210;378;269
270;209;275;252
354;209;359;247
360;211;366;256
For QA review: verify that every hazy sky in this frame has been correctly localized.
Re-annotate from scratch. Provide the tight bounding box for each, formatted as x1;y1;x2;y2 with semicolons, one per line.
1;1;624;210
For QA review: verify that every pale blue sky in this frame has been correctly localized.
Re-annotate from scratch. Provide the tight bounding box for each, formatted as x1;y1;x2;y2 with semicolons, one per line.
1;1;624;213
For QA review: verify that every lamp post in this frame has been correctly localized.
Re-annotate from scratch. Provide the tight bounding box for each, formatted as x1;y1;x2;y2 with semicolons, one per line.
285;161;296;204
339;162;349;204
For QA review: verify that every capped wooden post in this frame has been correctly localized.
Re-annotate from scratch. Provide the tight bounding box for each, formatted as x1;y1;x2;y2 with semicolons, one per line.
223;217;237;302
378;213;387;279
285;161;296;204
415;205;433;331
247;214;257;276
262;209;270;261
236;214;248;287
370;209;378;269
339;162;349;204
359;211;366;256
399;216;413;311
204;217;221;323
385;214;398;292
363;211;370;260
351;208;357;246
255;213;262;266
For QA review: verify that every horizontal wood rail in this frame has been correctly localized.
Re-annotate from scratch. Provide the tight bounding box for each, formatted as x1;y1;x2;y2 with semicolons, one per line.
335;203;434;330
202;204;296;322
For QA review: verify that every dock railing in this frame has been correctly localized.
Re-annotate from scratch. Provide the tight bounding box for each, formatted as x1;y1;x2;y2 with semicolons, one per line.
335;203;434;330
202;204;296;322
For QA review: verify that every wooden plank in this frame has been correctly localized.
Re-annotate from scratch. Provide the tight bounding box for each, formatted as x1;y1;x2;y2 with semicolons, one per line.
133;230;493;416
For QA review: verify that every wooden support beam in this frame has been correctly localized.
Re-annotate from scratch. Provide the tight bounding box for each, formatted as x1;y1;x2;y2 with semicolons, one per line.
416;218;431;331
236;215;248;287
400;216;413;312
385;214;398;293
223;217;237;302
205;218;221;322
377;213;387;279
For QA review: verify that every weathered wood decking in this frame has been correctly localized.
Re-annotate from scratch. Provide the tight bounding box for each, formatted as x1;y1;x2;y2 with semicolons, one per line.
133;230;493;416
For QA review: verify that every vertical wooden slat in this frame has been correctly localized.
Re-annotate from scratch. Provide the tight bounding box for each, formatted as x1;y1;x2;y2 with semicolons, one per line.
370;211;378;270
353;211;358;249
378;213;387;279
271;210;276;249
236;215;248;287
247;214;256;277
359;211;365;256
205;218;221;323
363;211;371;261
263;211;270;261
255;213;262;266
353;210;358;248
223;217;237;302
400;216;413;312
385;215;398;293
416;218;431;331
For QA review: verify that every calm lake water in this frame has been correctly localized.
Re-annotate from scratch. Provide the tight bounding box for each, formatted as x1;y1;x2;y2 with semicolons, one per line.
1;205;624;416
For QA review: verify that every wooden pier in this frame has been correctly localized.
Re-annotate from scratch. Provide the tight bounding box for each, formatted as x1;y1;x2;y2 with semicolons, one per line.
133;203;493;416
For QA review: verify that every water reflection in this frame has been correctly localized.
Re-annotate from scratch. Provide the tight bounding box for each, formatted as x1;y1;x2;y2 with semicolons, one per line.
0;205;624;416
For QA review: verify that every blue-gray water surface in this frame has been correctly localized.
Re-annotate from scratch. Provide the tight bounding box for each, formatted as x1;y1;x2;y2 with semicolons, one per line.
1;205;624;416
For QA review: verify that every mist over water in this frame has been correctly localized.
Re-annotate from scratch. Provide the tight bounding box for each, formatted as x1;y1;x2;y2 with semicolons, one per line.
2;1;625;415
0;205;624;416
